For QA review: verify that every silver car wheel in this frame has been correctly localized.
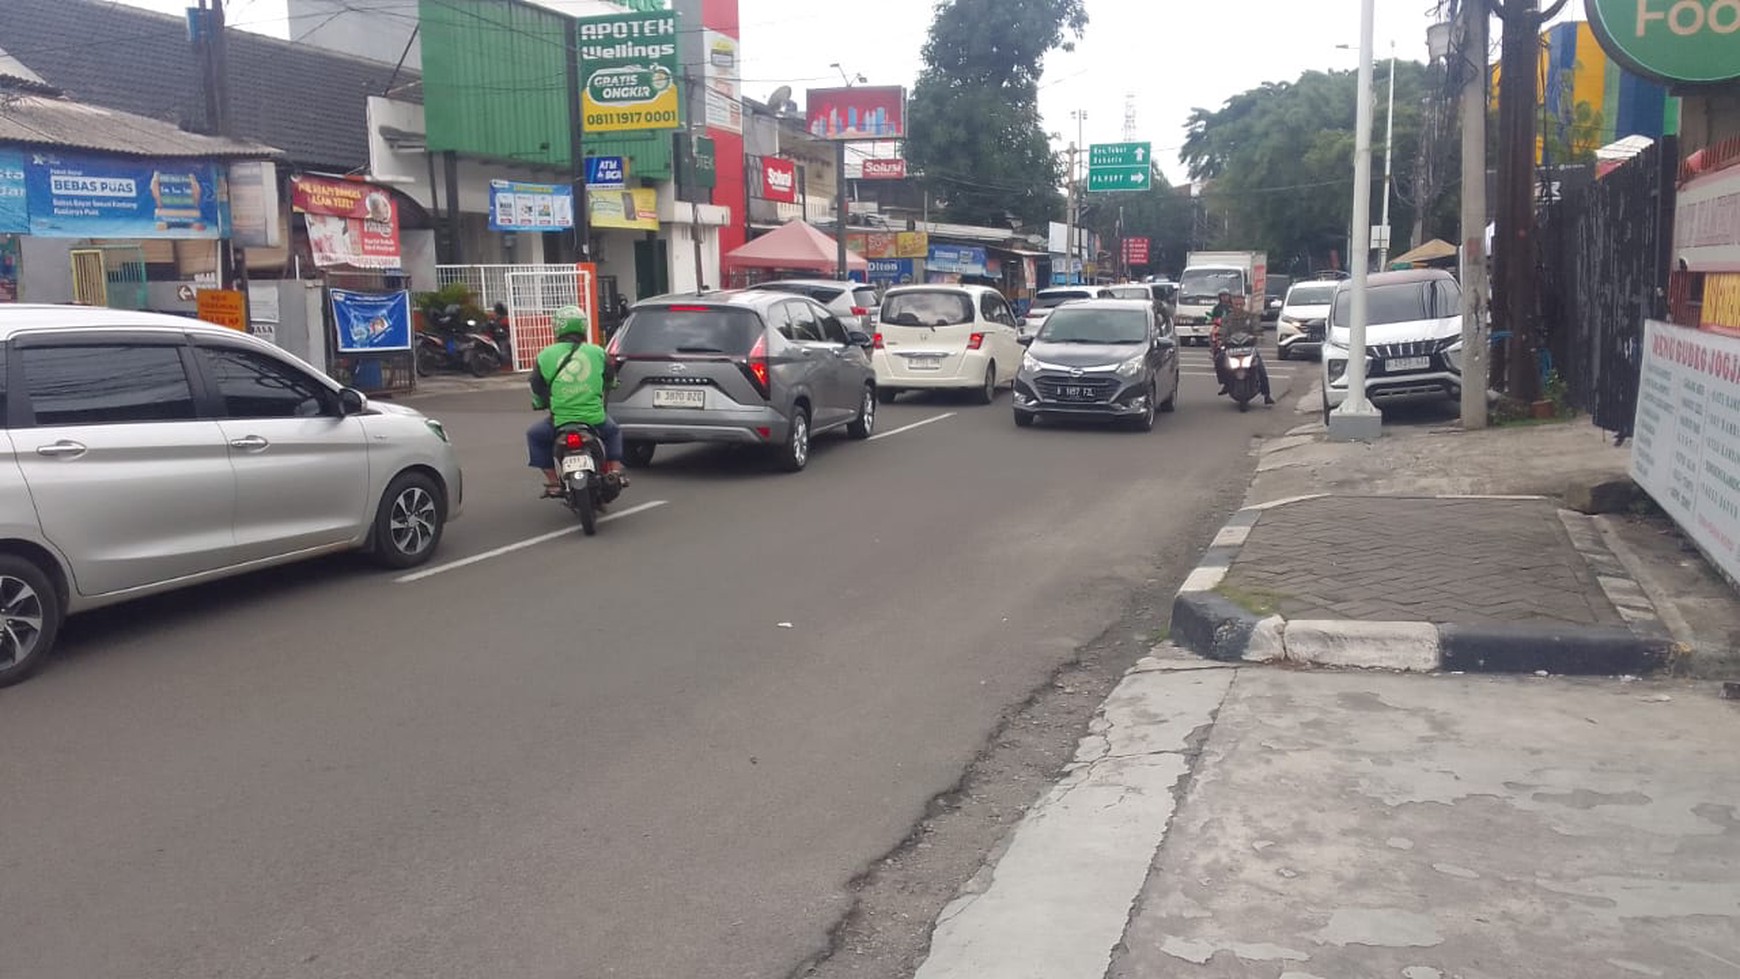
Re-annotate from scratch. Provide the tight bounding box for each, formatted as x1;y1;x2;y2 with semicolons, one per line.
861;389;876;435
390;486;439;557
792;413;810;467
0;574;45;671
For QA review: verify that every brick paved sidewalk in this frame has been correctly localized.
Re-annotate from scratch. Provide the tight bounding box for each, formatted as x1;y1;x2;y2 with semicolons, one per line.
1220;496;1624;627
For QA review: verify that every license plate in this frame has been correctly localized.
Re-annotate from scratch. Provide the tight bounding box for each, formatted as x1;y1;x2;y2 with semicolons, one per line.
560;454;595;474
1387;356;1431;372
653;388;706;408
1062;385;1093;398
909;356;943;371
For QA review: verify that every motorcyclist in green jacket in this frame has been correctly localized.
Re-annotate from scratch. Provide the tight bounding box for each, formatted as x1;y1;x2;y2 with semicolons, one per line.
526;306;626;496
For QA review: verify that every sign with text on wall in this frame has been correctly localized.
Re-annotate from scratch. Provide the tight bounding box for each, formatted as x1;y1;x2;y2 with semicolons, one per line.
1586;0;1740;85
488;180;575;232
26;150;227;239
760;157;797;203
291;176;401;270
587;187;659;231
1632;320;1740;583
585;155;626;188
577;10;681;133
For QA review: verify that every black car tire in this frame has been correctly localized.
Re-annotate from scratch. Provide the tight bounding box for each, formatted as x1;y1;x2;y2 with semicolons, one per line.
623;441;656;468
848;385;877;439
1160;372;1178;412
974;364;996;405
1277;343;1291;361
1130;383;1158;432
0;556;62;689
370;472;445;569
777;407;811;472
1013;410;1035;428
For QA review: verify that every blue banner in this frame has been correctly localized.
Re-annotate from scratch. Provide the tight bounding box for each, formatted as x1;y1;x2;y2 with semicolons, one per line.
331;289;413;353
488;180;576;232
0;148;26;235
584;156;626;187
865;258;916;284
927;244;988;276
25;151;226;239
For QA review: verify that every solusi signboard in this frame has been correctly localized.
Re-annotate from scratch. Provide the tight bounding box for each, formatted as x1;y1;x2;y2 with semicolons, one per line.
805;86;906;140
1586;0;1740;85
761;157;798;203
860;158;907;180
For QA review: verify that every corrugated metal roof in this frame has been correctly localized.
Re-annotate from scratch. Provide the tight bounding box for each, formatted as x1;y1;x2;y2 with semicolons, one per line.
0;91;279;158
0;0;417;171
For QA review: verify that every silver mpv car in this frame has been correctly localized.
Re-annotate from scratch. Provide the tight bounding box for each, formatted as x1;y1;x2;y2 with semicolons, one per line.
0;305;464;687
606;291;878;471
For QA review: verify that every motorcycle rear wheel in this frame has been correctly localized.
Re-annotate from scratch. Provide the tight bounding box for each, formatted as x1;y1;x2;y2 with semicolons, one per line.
467;347;501;377
570;484;598;536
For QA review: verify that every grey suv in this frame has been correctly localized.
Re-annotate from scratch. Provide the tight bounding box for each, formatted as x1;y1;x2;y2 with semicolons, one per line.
0;305;464;687
606;291;878;471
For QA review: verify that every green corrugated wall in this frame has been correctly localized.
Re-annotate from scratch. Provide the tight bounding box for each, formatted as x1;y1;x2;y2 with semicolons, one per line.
419;0;672;180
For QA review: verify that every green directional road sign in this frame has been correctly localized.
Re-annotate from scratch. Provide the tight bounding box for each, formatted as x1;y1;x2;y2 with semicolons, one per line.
1087;142;1152;192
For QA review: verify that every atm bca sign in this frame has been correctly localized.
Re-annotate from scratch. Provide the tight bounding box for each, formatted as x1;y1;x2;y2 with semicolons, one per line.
1587;0;1740;85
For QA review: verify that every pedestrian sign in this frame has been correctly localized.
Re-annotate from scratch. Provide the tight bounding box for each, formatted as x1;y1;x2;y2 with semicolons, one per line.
1087;142;1152;193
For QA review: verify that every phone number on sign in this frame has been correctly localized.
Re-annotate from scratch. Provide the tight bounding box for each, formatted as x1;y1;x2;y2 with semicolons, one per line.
585;108;679;128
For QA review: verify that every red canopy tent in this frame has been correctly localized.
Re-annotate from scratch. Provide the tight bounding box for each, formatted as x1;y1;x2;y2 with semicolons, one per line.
724;221;867;285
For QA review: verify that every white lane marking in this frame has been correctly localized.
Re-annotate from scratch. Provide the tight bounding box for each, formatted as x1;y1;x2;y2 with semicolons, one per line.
396;500;670;583
869;412;958;441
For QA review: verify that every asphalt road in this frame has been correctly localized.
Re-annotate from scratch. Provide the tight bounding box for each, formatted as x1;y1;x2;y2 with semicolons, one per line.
0;344;1303;979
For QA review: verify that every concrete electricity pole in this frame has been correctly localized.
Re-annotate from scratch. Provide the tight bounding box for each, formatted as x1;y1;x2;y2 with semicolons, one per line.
1327;0;1382;442
1064;143;1079;284
1378;41;1397;269
1454;0;1491;429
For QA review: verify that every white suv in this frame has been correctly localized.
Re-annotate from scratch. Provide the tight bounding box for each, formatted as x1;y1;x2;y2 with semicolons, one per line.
0;305;463;686
1321;270;1465;421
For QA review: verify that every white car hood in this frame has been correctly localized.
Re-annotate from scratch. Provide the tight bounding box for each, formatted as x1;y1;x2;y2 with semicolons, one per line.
369;399;428;419
1281;303;1331;320
1328;315;1461;348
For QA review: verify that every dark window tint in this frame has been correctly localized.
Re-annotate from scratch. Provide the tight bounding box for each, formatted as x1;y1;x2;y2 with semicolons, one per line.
1331;283;1434;327
1038;308;1149;344
202;346;334;419
0;345;8;429
1034;290;1095;309
785;301;824;342
882;291;974;326
617;307;764;355
818;310;849;343
760;282;845;305
24;344;196;426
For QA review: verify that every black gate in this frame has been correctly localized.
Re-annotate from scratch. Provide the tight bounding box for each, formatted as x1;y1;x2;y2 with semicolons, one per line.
1539;138;1677;437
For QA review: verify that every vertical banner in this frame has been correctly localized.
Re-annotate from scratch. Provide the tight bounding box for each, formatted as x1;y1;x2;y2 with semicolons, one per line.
703;30;742;133
292;176;402;270
331;289;413;352
576;10;681;133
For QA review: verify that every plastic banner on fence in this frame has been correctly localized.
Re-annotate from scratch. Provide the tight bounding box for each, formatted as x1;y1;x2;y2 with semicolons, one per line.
331;289;413;353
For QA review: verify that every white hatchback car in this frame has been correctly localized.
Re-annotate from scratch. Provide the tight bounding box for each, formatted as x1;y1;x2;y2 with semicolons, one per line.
0;305;464;686
1321;270;1465;421
874;285;1024;404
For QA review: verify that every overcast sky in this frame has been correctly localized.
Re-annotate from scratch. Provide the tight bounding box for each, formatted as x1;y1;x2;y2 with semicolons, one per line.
116;0;1578;184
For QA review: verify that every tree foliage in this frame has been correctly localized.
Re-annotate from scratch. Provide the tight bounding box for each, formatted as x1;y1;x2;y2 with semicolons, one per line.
1083;176;1192;277
1179;64;1457;273
905;0;1087;228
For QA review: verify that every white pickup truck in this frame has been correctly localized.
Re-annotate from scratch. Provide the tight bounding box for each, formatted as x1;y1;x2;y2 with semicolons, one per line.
1173;251;1267;345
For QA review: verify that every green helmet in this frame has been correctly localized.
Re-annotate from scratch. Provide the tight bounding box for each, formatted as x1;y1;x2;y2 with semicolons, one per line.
553;304;589;340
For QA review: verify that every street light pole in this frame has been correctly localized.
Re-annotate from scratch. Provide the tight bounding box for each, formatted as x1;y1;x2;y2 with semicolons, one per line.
1379;41;1396;268
1070;110;1087;283
1328;0;1383;441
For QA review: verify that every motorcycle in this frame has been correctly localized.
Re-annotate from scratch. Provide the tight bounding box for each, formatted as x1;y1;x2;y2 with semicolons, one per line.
416;305;503;378
1220;330;1265;413
486;308;514;369
552;423;625;535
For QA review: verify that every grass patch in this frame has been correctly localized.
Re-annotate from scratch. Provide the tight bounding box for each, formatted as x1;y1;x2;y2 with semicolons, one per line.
1214;582;1287;617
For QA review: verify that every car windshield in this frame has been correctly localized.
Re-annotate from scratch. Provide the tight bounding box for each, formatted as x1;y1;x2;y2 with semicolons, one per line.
1034;290;1095;309
1108;287;1151;301
617;307;763;355
882;291;974;326
1331;282;1439;327
1286;284;1337;307
1037;308;1148;344
1179;269;1245;303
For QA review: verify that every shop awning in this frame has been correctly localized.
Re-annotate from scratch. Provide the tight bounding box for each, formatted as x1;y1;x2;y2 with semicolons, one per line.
725;220;867;272
1391;238;1458;265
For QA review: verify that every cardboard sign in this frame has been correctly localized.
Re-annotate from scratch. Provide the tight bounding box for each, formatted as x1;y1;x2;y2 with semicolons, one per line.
197;288;247;331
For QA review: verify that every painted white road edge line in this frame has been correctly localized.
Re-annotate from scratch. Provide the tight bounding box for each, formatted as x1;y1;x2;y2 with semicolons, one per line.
869;412;957;442
1179;564;1227;593
396;500;670;583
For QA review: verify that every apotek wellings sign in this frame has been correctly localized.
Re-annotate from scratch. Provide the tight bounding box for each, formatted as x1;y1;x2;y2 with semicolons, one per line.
578;11;681;133
1586;0;1740;85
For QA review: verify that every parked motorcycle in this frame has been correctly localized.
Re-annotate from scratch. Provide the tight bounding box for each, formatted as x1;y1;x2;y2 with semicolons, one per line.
552;423;625;535
417;305;503;378
1221;331;1265;413
487;304;514;369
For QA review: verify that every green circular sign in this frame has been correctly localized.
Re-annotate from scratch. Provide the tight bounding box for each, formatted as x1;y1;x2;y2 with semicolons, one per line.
1587;0;1740;85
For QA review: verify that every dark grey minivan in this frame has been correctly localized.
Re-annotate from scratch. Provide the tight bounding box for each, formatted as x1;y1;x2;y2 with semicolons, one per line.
1012;299;1180;431
606;291;878;471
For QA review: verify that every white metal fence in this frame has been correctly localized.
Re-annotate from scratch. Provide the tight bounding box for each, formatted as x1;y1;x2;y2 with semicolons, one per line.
435;263;596;372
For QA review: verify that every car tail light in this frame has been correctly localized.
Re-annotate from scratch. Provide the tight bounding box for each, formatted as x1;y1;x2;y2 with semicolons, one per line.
851;306;868;317
967;332;986;351
605;329;624;372
873;332;885;350
563;432;584;450
666;305;713;312
738;333;771;399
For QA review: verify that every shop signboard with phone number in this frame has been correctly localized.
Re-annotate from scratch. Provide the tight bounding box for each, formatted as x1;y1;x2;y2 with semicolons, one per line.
578;11;681;133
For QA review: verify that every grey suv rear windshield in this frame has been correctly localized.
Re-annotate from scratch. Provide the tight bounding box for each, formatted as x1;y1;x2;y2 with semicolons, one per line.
882;291;973;326
618;307;763;355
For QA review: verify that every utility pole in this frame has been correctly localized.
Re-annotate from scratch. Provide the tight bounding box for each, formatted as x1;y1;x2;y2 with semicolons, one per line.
1378;41;1396;268
563;18;590;262
836;140;849;279
1063;144;1079;284
1455;0;1491;429
681;69;707;291
1327;0;1382;441
1491;0;1569;403
195;0;246;305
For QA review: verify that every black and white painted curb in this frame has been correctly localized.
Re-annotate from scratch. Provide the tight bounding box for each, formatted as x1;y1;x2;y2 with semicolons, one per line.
1171;495;1681;675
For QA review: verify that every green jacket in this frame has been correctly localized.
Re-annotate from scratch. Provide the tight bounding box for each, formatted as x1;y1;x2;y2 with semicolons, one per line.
531;340;610;426
1209;301;1236;323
